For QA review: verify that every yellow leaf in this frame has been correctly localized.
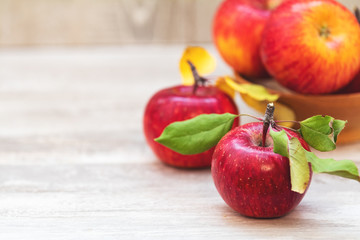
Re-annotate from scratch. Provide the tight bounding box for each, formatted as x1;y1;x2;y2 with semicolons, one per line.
179;47;216;86
273;103;296;127
223;76;294;126
215;77;235;98
225;76;279;102
241;94;296;128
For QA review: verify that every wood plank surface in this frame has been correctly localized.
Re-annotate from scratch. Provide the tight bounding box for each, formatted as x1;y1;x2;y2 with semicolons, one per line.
0;0;358;46
0;45;359;239
0;0;222;46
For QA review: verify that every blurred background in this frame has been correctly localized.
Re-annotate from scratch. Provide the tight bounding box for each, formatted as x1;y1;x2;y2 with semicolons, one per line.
0;1;359;237
0;0;358;46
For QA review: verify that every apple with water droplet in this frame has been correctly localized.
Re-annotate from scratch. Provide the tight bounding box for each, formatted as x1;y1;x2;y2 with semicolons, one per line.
213;0;287;78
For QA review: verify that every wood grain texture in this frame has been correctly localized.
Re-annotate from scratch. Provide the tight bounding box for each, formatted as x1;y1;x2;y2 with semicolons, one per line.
0;45;359;239
0;0;222;46
0;0;357;46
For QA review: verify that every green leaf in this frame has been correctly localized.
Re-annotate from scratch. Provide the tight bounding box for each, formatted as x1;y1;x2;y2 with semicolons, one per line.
306;152;360;181
332;119;347;143
270;129;289;157
301;115;333;135
299;115;346;152
288;138;311;194
300;115;335;151
270;130;310;194
155;113;237;155
271;118;356;191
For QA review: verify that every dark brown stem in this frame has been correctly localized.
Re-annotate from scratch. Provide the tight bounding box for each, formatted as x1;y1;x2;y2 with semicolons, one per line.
262;103;275;147
187;60;207;94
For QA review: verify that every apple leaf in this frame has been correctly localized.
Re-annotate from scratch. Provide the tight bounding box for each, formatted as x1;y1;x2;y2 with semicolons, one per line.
270;129;289;157
215;77;235;98
155;113;237;155
225;76;295;128
332;119;346;143
299;115;347;152
270;129;310;194
179;47;216;86
305;152;360;181
271;126;358;189
288;138;311;194
225;76;279;102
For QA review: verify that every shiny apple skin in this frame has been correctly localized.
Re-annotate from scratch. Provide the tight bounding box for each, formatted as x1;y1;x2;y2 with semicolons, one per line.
144;85;239;168
260;0;360;94
213;0;271;78
212;122;312;218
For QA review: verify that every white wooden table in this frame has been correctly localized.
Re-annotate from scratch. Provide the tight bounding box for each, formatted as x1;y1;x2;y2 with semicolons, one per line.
0;45;359;239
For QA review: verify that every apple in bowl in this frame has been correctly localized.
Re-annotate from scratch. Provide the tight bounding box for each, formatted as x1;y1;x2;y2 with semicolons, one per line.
260;0;360;94
213;0;287;78
337;8;360;94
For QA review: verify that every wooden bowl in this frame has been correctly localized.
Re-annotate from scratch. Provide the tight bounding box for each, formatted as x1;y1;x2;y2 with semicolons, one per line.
235;74;360;144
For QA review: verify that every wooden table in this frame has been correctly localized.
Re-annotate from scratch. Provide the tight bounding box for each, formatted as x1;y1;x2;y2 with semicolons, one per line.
0;45;359;239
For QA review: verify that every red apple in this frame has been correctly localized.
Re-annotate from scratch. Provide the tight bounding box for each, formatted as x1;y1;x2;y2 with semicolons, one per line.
144;85;239;168
212;122;312;218
213;0;287;78
260;0;360;94
337;8;360;94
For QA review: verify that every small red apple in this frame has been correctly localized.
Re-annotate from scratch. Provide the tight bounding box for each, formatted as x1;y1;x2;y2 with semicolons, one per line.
212;122;312;218
213;0;287;78
144;82;239;168
260;0;360;94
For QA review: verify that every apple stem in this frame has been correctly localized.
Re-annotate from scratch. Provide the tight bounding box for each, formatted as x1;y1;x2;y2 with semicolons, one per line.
187;60;208;94
262;103;275;147
355;7;360;24
319;26;331;38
